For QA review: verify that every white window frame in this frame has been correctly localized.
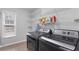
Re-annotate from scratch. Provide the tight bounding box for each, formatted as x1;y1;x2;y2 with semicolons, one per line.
2;10;16;38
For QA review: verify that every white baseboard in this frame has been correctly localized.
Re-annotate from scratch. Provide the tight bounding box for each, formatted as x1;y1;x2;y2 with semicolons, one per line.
0;40;26;48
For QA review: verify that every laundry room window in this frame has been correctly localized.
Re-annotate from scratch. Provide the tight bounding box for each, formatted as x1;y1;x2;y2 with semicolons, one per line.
2;10;16;38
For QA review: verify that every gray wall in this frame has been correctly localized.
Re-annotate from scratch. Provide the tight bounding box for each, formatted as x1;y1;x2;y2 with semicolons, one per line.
55;8;79;30
0;8;30;45
0;11;2;45
31;8;79;31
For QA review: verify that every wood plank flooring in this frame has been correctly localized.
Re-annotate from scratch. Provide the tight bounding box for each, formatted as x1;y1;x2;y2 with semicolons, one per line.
0;41;28;51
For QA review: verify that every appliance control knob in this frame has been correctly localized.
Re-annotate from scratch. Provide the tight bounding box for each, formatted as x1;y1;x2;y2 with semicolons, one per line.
67;32;70;35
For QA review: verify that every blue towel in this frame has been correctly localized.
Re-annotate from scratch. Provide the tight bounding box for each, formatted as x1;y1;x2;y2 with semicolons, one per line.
34;24;41;31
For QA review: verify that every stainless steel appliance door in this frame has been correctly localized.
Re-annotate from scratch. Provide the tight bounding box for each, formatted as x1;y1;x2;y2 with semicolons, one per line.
39;36;75;51
39;39;63;51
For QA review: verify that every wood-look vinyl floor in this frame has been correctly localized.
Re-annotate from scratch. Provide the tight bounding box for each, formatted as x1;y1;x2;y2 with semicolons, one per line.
0;41;28;51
